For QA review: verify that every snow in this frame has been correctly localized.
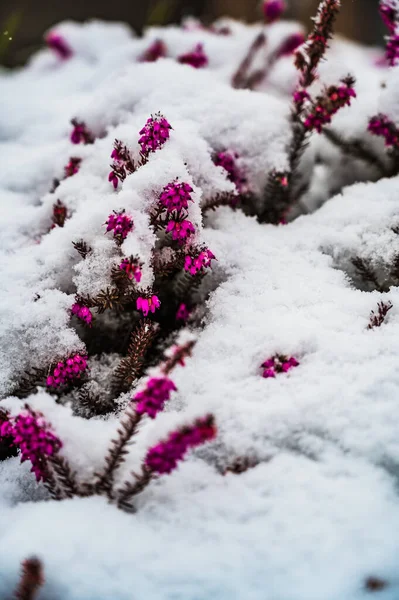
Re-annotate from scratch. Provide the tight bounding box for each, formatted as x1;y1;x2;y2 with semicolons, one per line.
1;11;399;600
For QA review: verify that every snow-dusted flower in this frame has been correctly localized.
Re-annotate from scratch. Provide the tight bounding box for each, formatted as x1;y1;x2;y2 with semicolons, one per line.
108;171;119;189
304;79;356;133
176;303;190;321
184;249;215;276
214;151;247;193
380;2;397;32
160;181;194;212
278;32;305;56
368;114;399;147
52;200;67;228
178;43;208;68
70;119;94;145
166;219;195;242
134;377;177;418
46;354;88;388
64;157;81;178
141;39;167;62
46;32;72;59
105;211;134;241
386;34;399;65
261;355;299;378
138;114;172;156
119;257;142;282
71;302;93;325
136;295;161;316
0;408;62;482
263;0;286;24
145;414;216;474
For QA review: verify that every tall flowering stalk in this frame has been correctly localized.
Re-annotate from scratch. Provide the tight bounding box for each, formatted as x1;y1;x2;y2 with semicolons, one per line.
379;0;399;65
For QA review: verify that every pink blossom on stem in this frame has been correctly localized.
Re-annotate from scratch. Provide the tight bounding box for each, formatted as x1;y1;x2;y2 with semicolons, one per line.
138;114;172;156
178;43;208;68
145;414;216;474
46;32;73;60
0;407;62;482
278;33;305;57
136;295;161;316
119;257;142;282
166;219;195;243
46;354;88;388
263;0;286;24
386;34;399;65
71;302;93;325
134;377;177;419
214;151;247;193
160;181;194;212
70;119;94;145
304;78;356;133
141;39;167;62
105;211;134;241
176;303;190;321
64;157;81;178
380;2;397;32
184;249;215;276
108;171;119;189
261;355;299;378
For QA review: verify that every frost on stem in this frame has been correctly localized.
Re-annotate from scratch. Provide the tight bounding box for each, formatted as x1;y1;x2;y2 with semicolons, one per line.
367;301;393;330
14;557;44;600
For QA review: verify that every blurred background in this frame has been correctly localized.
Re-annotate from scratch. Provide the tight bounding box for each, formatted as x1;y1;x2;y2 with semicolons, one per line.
0;0;383;67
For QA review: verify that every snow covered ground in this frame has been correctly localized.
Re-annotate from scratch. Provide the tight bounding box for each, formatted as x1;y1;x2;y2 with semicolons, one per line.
1;8;399;599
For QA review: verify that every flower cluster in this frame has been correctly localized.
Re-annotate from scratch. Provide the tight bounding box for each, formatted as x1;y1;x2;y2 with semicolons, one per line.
166;219;195;243
386;34;399;64
138;114;172;156
71;302;93;325
159;181;194;212
108;140;136;189
105;211;134;241
46;354;88;388
368;114;399;148
214;151;247;193
178;44;208;68
46;32;72;60
145;414;216;474
134;377;177;418
380;1;398;31
303;79;356;133
261;355;299;378
263;0;286;24
0;408;62;481
141;39;167;62
119;257;142;282
136;295;161;316
380;1;399;64
70;119;94;145
64;157;81;178
184;248;215;275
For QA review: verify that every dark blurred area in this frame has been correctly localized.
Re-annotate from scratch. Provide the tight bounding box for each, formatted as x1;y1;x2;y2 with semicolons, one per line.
0;0;384;67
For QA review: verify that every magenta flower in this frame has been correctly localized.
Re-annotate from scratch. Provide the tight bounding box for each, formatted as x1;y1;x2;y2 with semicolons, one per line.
71;302;93;325
145;414;216;474
184;249;215;276
141;39;167;62
278;33;305;56
46;32;73;60
119;257;142;282
386;34;399;65
136;295;161;316
52;200;67;228
0;408;62;482
368;114;399;147
134;377;177;419
159;181;194;213
214;151;247;193
108;171;119;189
166;219;195;243
261;355;299;378
178;43;208;68
64;157;81;178
138;114;172;156
46;354;88;388
105;211;134;241
380;2;397;32
304;79;356;133
176;303;190;321
263;0;286;23
70;119;94;145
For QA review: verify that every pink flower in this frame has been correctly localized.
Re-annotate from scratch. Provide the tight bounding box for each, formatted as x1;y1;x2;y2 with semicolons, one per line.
386;34;399;65
136;295;161;316
1;408;62;482
139;114;172;156
166;219;195;242
119;257;142;282
178;44;208;68
380;2;397;32
214;151;247;193
108;171;119;189
71;302;93;325
176;303;190;321
261;355;299;378
184;249;215;276
141;39;167;62
263;0;286;24
64;157;81;178
160;181;194;212
278;33;305;56
46;354;88;388
304;79;356;133
145;414;216;474
134;377;177;418
46;32;72;60
70;119;94;145
368;114;399;147
105;211;134;241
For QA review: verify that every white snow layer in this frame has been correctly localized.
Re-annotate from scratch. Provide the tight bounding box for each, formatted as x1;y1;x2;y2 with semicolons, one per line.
1;16;399;600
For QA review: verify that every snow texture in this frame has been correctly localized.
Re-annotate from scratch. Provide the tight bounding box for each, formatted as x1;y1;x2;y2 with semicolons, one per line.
1;13;399;600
